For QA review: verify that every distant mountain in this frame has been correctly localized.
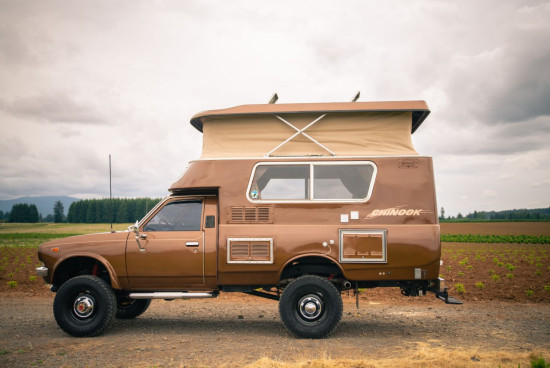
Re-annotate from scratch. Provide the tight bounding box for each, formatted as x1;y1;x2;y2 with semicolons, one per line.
0;196;79;216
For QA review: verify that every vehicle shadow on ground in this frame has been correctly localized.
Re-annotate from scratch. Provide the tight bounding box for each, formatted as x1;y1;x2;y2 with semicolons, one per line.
110;316;288;337
107;315;433;339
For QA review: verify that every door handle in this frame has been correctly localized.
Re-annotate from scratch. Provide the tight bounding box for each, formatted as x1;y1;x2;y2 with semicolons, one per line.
186;241;199;247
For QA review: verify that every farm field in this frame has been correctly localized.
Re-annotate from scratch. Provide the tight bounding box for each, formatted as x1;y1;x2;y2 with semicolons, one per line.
0;222;548;301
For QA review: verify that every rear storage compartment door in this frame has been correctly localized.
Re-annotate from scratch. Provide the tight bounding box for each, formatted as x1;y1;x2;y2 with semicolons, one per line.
339;229;387;263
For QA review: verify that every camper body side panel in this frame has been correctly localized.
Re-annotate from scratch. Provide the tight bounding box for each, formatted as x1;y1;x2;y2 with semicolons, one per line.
171;157;440;286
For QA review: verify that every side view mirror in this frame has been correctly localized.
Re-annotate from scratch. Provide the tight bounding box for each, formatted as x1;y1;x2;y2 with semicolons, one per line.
128;221;146;251
129;220;139;235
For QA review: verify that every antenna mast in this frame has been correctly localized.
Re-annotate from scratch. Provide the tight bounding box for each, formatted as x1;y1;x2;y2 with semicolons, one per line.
109;154;113;233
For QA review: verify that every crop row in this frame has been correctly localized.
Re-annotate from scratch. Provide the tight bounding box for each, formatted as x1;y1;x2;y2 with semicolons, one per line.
441;234;550;244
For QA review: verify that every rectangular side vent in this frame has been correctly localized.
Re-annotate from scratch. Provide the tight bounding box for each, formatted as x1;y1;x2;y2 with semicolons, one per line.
228;206;273;224
227;238;273;264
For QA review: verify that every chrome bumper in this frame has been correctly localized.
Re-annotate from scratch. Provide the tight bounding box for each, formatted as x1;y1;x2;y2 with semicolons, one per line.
36;266;48;277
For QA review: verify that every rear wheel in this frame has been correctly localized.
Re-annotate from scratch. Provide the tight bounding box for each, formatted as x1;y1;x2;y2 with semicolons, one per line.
116;297;151;319
279;275;343;338
53;275;116;337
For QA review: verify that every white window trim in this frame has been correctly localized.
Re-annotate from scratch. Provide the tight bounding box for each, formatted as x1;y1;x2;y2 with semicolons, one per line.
246;161;377;204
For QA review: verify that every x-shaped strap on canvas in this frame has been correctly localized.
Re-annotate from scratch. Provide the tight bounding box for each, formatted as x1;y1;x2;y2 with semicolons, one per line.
266;113;336;157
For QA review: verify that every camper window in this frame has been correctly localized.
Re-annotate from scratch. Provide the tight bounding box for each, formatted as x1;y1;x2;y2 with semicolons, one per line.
249;165;309;200
248;162;376;202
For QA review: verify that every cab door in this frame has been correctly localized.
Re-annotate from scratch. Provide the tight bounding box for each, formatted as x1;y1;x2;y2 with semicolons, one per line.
126;198;205;289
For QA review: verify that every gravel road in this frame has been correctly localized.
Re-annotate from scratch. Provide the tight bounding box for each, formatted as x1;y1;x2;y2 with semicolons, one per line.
1;292;549;367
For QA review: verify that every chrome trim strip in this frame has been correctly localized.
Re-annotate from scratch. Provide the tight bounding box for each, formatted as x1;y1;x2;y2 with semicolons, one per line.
227;237;274;264
245;160;377;204
339;229;387;263
129;292;216;299
36;266;48;277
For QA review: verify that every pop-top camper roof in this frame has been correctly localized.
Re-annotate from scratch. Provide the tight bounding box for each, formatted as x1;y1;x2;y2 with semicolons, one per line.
190;100;430;158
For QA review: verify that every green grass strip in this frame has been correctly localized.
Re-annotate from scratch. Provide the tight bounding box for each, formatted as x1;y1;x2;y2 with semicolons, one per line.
441;234;550;244
0;233;80;239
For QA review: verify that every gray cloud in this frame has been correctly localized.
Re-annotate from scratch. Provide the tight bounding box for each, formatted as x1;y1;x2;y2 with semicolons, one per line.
0;94;108;124
489;48;550;123
0;25;37;66
439;2;550;126
0;0;548;218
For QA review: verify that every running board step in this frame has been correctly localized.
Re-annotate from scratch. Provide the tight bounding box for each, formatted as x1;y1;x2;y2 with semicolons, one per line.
129;291;218;300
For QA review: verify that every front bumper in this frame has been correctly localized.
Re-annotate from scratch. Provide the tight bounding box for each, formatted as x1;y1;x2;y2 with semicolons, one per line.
36;266;48;277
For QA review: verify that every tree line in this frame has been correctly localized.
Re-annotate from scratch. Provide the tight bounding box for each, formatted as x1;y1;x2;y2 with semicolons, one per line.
2;203;40;223
0;198;161;223
440;207;550;221
66;198;162;223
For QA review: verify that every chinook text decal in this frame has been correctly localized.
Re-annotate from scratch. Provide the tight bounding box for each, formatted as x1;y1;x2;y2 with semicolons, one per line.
365;206;430;219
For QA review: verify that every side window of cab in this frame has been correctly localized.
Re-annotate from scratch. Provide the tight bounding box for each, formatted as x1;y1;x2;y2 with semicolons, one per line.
143;200;202;231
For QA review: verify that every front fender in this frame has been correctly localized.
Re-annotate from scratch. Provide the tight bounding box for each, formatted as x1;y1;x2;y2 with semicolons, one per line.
52;253;122;290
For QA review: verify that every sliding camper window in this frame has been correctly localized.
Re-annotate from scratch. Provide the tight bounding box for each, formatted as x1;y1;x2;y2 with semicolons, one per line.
248;162;376;202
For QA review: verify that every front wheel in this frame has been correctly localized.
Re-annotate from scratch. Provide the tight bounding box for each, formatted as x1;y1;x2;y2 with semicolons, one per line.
279;275;343;338
53;275;117;337
116;297;151;319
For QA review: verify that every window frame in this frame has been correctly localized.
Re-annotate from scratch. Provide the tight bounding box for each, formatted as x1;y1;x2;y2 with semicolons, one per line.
141;198;204;232
246;161;377;203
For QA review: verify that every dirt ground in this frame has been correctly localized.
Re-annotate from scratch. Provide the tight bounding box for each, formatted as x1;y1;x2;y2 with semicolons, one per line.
440;222;550;236
1;292;549;368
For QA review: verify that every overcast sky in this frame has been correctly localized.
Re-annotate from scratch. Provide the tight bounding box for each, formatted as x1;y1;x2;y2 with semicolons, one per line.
0;0;549;216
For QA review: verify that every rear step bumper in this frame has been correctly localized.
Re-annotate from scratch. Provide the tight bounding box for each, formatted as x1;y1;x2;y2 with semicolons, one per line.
129;291;218;299
435;289;463;305
433;278;462;304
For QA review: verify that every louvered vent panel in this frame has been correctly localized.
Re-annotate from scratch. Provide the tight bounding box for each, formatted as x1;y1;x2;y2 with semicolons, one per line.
230;242;250;261
228;207;272;223
227;238;273;263
257;207;271;222
230;207;244;221
244;208;256;222
250;243;270;260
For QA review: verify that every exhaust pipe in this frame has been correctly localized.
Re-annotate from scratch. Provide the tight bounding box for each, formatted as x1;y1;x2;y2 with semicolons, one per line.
343;281;352;289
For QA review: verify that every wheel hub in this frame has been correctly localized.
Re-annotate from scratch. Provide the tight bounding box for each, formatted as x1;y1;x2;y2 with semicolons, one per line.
298;295;323;320
73;295;95;318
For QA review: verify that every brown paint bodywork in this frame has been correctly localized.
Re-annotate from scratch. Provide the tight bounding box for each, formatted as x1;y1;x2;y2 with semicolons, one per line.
38;156;440;292
38;232;129;289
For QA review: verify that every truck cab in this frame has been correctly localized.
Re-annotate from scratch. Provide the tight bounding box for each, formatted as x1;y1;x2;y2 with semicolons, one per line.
37;99;460;339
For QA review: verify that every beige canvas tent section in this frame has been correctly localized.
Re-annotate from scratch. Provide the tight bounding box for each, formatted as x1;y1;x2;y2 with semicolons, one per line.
190;101;430;158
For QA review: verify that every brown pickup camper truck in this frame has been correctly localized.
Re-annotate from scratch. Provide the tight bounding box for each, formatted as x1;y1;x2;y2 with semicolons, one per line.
37;99;461;339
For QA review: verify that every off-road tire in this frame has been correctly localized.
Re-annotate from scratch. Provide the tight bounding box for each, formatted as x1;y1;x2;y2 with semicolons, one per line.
279;275;343;338
53;275;117;337
115;297;151;319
